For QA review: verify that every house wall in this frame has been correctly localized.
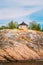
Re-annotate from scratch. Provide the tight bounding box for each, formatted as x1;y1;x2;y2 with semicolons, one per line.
19;25;28;30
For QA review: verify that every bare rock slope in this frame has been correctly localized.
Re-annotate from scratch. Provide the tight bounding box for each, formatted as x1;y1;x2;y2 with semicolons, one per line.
0;29;43;61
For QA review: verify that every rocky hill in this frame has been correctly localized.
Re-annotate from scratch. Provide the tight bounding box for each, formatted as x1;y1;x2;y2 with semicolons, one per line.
0;29;43;62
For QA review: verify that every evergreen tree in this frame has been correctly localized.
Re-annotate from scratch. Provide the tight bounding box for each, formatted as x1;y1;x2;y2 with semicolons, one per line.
29;21;41;31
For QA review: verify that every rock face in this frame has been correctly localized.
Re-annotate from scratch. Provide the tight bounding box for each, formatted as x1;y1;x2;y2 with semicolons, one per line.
0;29;43;61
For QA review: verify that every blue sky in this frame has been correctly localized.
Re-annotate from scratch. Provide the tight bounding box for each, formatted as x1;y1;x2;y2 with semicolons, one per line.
0;0;43;27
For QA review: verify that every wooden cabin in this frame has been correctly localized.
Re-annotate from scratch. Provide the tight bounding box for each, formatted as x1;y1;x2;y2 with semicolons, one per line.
19;22;28;30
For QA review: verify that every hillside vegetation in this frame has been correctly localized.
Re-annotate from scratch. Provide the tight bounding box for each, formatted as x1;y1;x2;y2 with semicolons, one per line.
0;21;43;32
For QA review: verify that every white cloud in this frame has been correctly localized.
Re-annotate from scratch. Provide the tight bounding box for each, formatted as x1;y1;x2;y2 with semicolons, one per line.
5;0;43;6
0;7;42;20
0;0;43;20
